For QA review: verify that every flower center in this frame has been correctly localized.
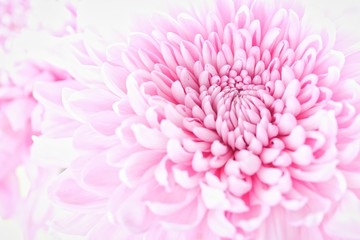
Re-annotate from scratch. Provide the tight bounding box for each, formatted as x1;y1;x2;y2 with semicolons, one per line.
196;57;275;156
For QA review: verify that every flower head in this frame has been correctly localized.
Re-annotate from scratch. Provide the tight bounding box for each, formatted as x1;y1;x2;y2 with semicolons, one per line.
0;0;77;235
34;0;360;239
0;56;70;219
0;0;30;48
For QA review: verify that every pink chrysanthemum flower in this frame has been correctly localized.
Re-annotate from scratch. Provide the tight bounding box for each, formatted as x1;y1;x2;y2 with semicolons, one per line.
34;0;360;239
0;0;29;48
0;56;70;218
0;0;78;233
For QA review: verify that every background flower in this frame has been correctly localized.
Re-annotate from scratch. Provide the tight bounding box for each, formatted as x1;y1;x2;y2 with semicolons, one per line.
0;0;79;239
0;0;29;49
30;0;360;239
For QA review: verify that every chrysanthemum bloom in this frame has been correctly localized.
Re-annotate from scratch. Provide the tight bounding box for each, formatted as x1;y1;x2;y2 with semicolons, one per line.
0;0;36;219
0;0;77;234
34;0;360;239
0;55;71;218
0;0;30;48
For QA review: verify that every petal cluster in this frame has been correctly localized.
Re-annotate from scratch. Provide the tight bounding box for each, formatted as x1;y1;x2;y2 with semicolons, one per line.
0;0;77;235
0;0;29;47
32;0;360;239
